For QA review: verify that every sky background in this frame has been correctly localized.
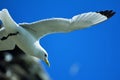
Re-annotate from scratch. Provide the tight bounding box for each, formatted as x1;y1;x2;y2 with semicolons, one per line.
0;0;119;80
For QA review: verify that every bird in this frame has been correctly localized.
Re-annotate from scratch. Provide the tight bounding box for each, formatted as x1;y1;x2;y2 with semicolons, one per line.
0;9;115;66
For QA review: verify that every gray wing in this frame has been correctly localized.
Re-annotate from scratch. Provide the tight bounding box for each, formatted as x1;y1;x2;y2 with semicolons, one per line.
19;10;115;39
0;27;15;51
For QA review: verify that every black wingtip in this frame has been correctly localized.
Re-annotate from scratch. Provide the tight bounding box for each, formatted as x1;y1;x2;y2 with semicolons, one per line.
96;10;116;18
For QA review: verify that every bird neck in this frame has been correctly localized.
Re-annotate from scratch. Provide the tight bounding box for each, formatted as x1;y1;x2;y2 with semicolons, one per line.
0;9;18;32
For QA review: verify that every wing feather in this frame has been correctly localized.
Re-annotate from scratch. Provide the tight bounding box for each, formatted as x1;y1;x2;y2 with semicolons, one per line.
19;10;115;39
0;27;15;50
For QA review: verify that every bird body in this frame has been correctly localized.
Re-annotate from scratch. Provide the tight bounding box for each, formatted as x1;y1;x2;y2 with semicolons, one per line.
0;9;46;60
0;9;115;66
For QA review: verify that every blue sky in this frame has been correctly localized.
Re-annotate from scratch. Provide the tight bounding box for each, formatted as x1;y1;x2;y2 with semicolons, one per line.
0;0;119;80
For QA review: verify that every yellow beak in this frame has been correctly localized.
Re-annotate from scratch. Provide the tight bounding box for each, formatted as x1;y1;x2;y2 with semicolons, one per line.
44;58;50;67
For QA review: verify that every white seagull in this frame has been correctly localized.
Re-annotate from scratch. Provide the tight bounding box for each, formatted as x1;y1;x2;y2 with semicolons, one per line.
0;9;115;66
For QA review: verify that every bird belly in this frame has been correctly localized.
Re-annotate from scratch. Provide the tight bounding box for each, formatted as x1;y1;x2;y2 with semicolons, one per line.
13;26;37;56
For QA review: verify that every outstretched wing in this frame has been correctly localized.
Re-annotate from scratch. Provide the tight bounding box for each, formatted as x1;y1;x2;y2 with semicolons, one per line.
0;27;15;51
19;10;115;39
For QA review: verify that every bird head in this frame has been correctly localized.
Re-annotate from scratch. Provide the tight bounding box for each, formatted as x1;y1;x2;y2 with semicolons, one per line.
34;41;50;67
43;53;50;67
32;50;50;67
38;51;50;67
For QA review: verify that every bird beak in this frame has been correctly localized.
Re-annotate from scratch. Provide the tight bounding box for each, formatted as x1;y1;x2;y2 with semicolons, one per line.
44;58;50;67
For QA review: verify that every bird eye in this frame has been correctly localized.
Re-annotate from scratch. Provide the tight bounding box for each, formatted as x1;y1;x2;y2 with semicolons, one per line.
44;54;47;57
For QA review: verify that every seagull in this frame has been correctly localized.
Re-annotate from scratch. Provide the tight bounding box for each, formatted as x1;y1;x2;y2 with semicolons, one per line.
0;9;115;66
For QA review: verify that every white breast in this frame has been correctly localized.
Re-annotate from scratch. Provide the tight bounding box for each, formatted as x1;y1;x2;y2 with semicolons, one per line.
13;26;37;56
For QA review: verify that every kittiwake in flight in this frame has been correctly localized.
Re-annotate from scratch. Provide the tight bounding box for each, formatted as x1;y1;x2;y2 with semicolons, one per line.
0;9;115;66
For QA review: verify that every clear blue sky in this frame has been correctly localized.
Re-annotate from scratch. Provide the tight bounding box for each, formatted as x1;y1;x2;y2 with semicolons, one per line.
0;0;119;80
